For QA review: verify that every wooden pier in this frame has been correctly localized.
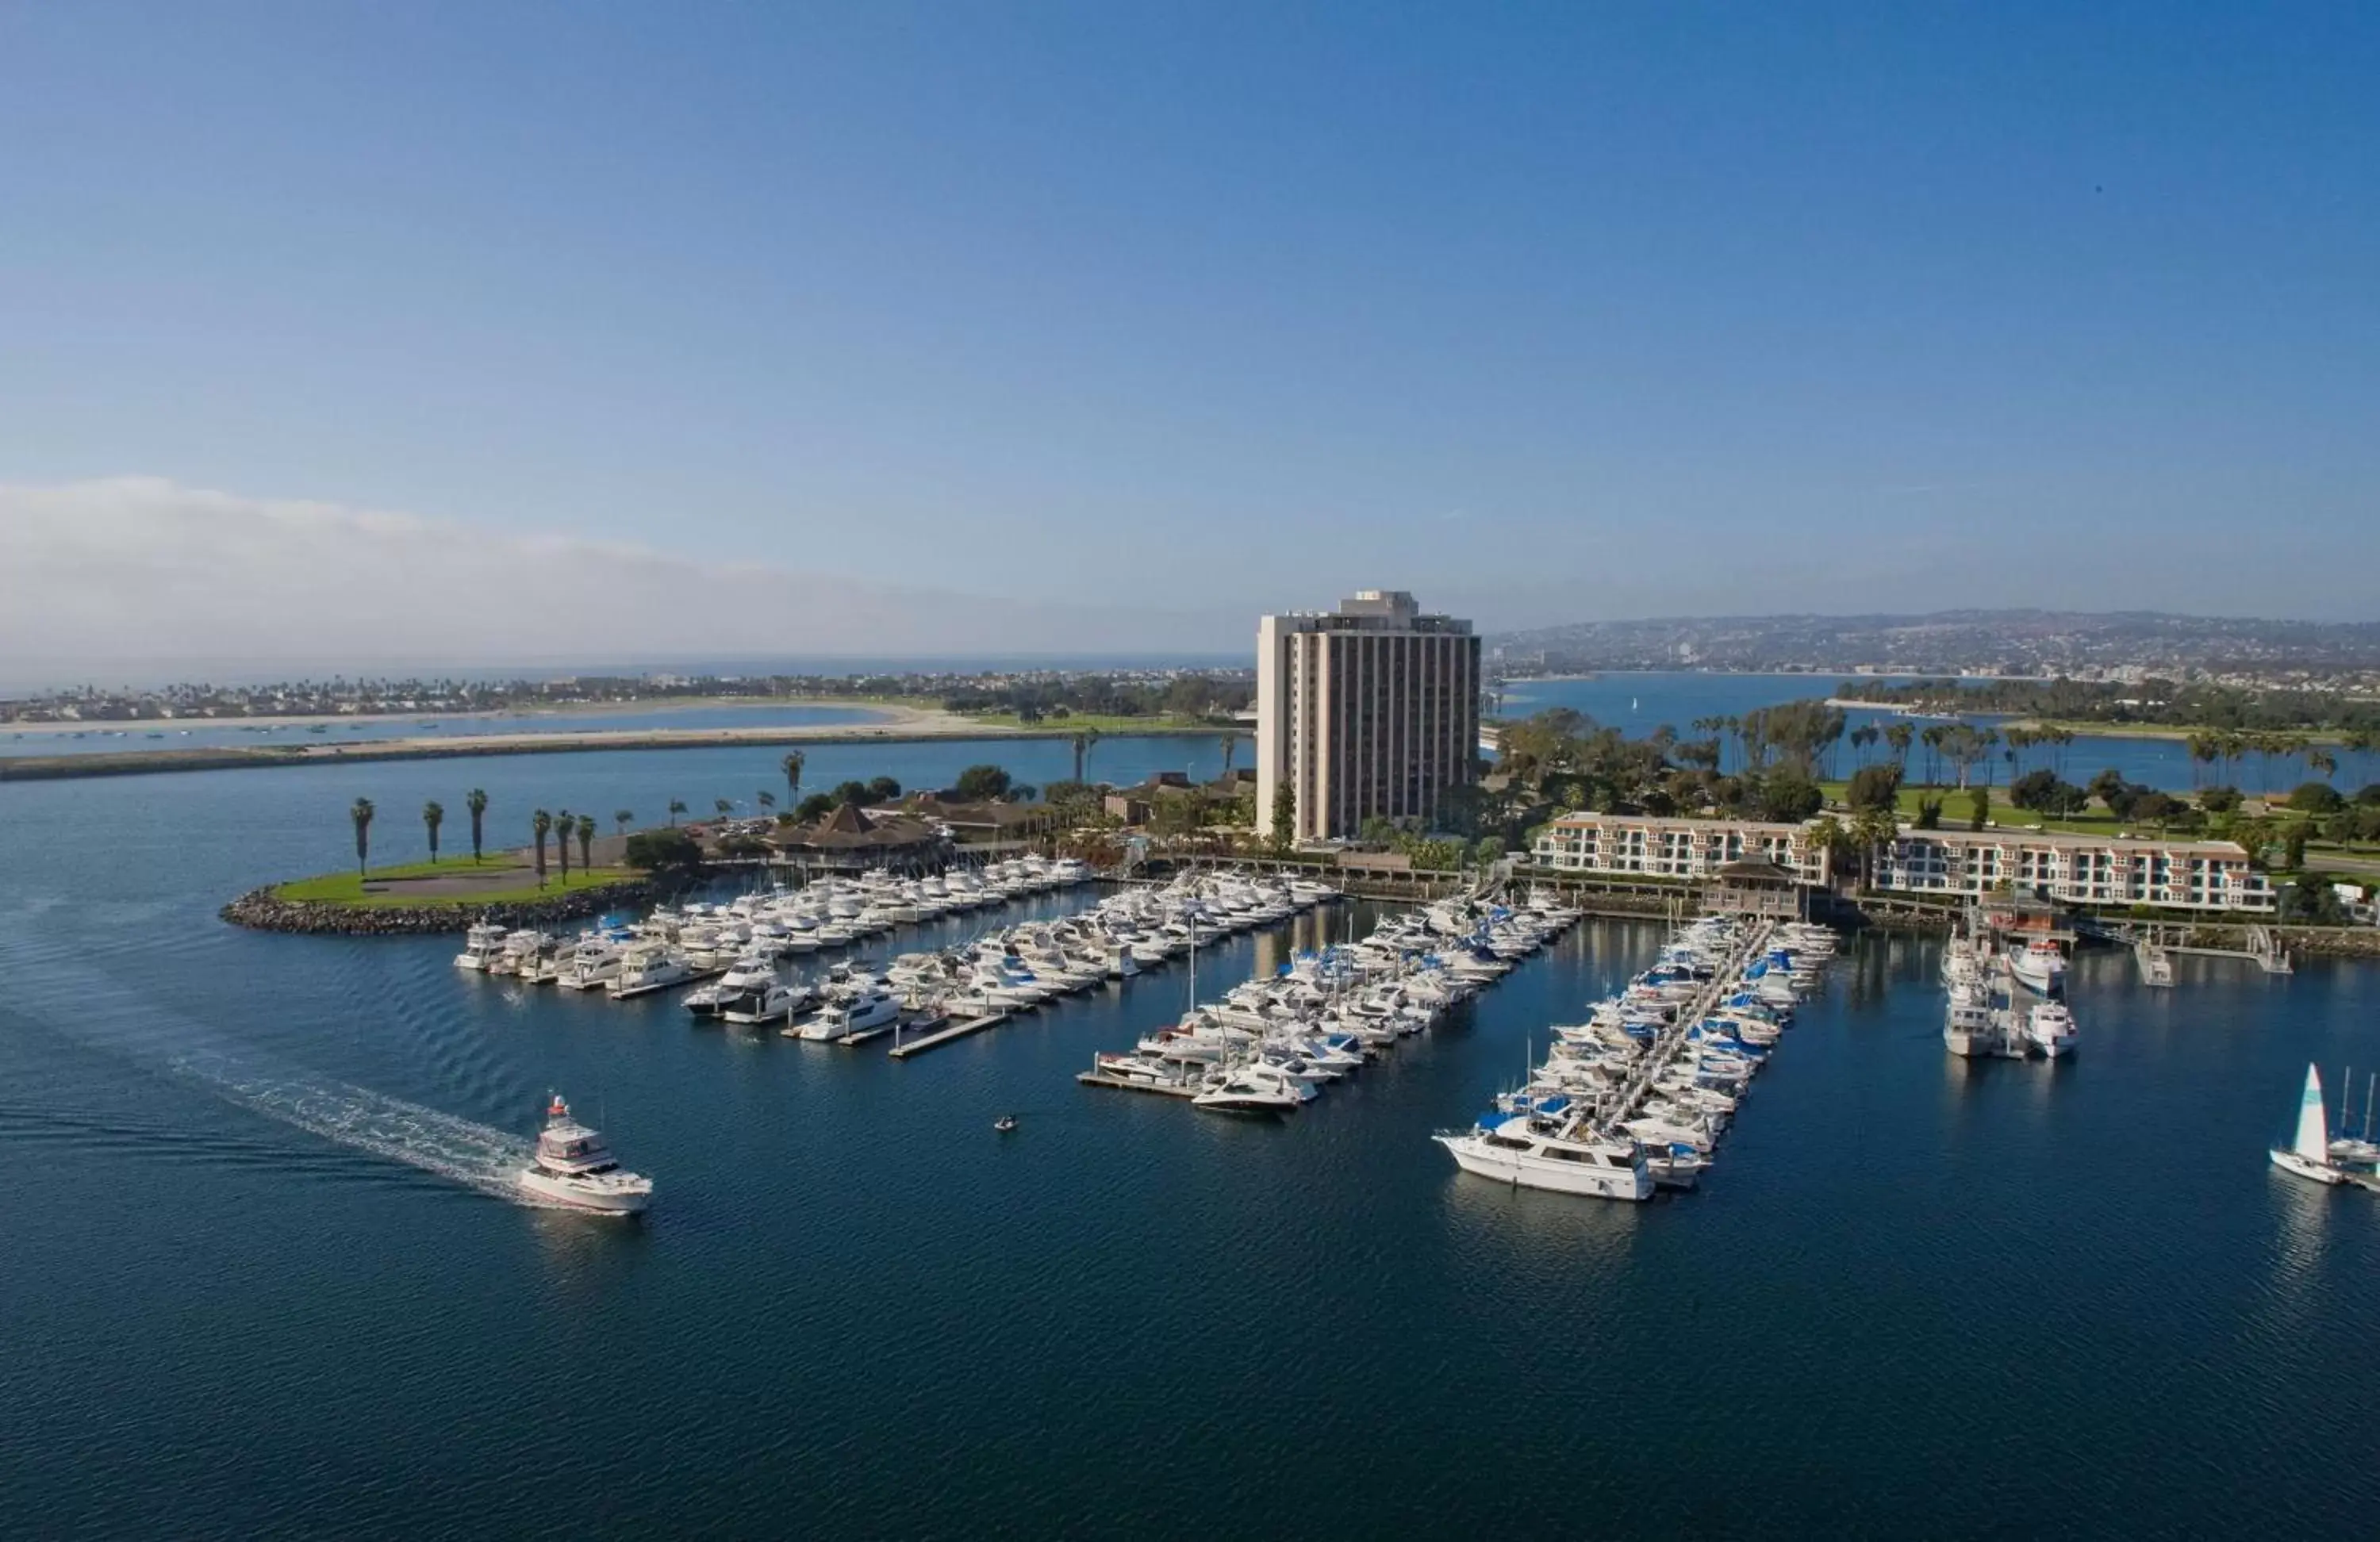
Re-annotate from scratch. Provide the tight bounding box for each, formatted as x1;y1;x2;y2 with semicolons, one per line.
887;1013;1009;1059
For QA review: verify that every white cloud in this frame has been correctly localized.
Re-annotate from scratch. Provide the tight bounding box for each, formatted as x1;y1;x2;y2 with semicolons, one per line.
0;478;1216;677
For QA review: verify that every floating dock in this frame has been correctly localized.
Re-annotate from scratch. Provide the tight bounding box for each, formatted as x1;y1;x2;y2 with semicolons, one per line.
888;1013;1009;1059
1076;1068;1202;1099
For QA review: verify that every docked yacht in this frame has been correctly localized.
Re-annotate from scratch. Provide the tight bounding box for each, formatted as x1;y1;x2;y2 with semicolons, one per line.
2271;1064;2347;1186
2025;1000;2078;1059
1435;1113;1653;1201
518;1096;653;1214
2009;938;2067;995
723;979;813;1026
1192;1061;1307;1115
1943;986;1994;1057
608;943;693;999
454;921;508;972
796;984;901;1041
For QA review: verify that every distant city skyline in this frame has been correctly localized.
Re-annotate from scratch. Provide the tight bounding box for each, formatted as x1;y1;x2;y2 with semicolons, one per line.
5;6;2377;665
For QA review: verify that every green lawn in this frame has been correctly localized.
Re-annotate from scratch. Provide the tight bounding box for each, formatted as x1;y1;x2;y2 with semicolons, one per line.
273;861;642;908
1819;781;2136;835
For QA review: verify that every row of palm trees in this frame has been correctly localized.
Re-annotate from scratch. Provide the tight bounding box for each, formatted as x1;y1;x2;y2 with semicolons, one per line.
2182;729;2352;792
346;788;633;884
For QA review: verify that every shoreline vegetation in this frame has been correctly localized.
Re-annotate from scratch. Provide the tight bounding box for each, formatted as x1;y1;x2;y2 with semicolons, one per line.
1829;677;2380;743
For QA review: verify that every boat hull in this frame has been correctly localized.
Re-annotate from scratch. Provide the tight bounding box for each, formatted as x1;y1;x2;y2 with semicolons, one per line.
518;1169;653;1214
1437;1135;1653;1200
2269;1149;2346;1185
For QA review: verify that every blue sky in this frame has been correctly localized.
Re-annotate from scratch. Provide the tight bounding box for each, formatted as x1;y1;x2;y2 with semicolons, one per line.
2;2;2374;665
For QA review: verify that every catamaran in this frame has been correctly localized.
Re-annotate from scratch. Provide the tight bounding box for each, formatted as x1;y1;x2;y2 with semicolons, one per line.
2270;1063;2346;1186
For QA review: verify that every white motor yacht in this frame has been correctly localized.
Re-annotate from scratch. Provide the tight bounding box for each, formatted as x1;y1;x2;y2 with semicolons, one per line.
454;921;507;972
798;984;901;1041
1435;1113;1653;1201
1192;1061;1307;1115
2009;938;2067;994
2025;1000;2078;1059
1943;986;1994;1057
517;1095;653;1214
608;943;694;999
556;936;626;991
2271;1063;2347;1186
724;979;813;1026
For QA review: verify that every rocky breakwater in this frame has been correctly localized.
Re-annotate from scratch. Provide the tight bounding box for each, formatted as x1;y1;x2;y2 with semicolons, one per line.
222;880;654;936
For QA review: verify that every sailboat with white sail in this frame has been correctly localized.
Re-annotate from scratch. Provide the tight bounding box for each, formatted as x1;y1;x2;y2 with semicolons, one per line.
2270;1063;2346;1186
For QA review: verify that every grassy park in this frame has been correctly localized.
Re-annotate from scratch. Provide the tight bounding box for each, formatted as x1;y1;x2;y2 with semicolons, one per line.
273;855;643;909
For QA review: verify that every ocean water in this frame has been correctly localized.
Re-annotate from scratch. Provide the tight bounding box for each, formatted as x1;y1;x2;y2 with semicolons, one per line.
3;732;2378;1537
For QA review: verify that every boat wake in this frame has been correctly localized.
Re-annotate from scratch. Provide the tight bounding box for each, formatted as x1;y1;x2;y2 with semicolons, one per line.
186;1050;533;1202
0;934;538;1204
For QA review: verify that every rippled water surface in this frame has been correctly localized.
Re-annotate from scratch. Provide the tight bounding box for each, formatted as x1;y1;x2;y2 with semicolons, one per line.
3;736;2378;1537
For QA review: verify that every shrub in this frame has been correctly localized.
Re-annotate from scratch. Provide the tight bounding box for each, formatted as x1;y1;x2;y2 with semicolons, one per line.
1846;763;1903;812
624;827;704;874
2287;781;2344;815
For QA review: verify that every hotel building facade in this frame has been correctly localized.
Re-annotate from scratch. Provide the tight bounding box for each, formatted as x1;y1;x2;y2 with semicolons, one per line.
1530;811;2273;914
1870;827;2273;912
1530;812;1833;885
1255;590;1480;843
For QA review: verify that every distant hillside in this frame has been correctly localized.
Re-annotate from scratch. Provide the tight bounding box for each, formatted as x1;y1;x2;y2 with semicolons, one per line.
1486;610;2380;679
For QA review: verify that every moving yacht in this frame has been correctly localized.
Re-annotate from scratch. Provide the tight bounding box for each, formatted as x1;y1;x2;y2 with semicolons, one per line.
518;1096;653;1214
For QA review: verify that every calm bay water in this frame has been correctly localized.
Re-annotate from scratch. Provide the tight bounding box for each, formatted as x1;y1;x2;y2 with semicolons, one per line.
4;723;2378;1537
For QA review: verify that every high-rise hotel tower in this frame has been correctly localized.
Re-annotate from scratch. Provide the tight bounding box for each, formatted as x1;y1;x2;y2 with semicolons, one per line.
1254;590;1480;843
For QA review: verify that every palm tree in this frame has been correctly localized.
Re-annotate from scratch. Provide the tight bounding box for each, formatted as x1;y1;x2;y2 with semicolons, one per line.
2309;748;2338;784
350;797;375;876
1218;734;1238;777
781;751;805;806
1883;722;1913;776
423;800;444;863
1071;727;1102;784
757;790;776;813
555;808;573;882
668;799;687;827
714;798;733;819
614;808;634;837
466;788;489;863
531;810;552;888
576;814;596;872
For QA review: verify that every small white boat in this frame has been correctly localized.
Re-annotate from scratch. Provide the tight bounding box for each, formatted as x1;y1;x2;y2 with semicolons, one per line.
518;1095;654;1214
2009;938;2067;995
454;921;507;972
1192;1061;1307;1115
2025;1001;2078;1059
1943;986;1993;1058
2271;1064;2347;1186
608;943;693;999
